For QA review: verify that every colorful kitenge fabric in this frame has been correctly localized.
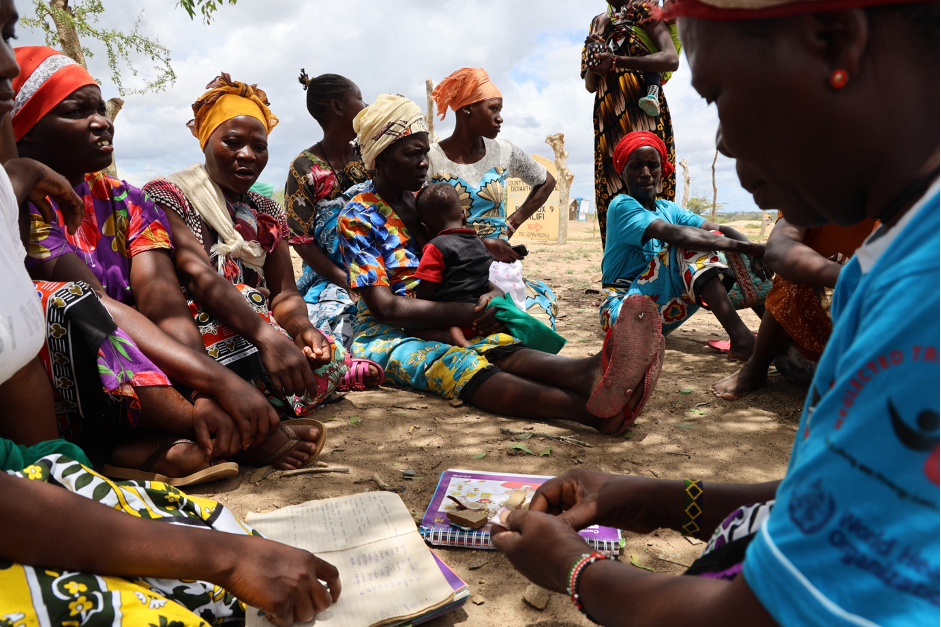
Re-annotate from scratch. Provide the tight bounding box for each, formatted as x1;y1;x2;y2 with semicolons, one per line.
0;450;253;626
26;173;173;306
338;180;422;298
426;139;559;329
582;2;676;245
142;179;288;289
600;245;731;334
33;281;171;449
189;284;347;417
685;501;776;580
337;185;521;399
351;302;520;399
286;146;369;349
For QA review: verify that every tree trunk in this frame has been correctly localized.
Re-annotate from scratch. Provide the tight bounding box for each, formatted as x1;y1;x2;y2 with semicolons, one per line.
710;149;719;223
49;0;86;67
424;79;438;144
546;133;573;245
103;97;124;178
679;157;690;209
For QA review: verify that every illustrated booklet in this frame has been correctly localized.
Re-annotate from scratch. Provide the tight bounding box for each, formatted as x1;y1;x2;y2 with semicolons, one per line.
419;468;623;554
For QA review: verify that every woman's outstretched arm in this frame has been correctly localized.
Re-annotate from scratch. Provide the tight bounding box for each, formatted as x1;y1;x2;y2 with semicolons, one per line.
0;472;341;626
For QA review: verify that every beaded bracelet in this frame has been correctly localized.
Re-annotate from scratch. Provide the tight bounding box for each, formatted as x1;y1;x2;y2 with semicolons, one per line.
566;550;610;624
681;479;704;537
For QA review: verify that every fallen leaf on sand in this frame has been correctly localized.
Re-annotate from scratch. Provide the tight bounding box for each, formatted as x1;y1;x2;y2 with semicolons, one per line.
349;416;362;425
539;447;552;457
471;452;487;459
514;432;533;440
630;553;656;572
505;443;534;455
679;387;692;395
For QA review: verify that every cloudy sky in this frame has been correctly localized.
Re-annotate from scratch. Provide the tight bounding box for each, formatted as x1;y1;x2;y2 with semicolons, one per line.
16;0;759;214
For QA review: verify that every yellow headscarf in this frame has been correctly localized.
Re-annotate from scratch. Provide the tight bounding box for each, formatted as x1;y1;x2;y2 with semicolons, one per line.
187;72;279;149
353;94;428;170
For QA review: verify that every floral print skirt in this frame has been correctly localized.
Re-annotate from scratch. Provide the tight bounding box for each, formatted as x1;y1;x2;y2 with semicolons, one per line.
600;246;771;334
0;451;252;626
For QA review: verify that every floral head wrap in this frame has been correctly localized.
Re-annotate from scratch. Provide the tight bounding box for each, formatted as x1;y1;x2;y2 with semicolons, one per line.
353;94;428;170
613;130;675;178
431;68;502;120
187;73;279;149
661;0;922;20
12;46;98;142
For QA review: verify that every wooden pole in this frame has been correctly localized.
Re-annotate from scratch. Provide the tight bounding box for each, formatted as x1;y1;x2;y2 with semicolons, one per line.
679;157;690;209
546;133;573;245
425;79;438;144
710;149;719;223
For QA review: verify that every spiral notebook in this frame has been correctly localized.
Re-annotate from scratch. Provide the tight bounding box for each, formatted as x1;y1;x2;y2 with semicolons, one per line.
420;469;623;555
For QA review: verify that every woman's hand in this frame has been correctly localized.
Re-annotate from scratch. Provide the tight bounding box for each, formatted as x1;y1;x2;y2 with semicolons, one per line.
471;285;507;336
257;327;320;401
4;157;83;234
192;394;243;460
530;468;676;534
220;536;341;627
482;238;524;263
208;374;280;449
593;52;616;74
749;255;773;283
491;509;593;594
294;325;333;369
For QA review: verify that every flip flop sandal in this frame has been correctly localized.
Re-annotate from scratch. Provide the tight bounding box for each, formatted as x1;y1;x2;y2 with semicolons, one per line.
706;333;758;354
587;295;663;419
102;438;239;488
338;357;386;392
599;335;666;436
254;418;327;468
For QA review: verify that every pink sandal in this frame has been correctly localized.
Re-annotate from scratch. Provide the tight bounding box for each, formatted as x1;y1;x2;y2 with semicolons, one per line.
587;295;665;424
339;357;386;391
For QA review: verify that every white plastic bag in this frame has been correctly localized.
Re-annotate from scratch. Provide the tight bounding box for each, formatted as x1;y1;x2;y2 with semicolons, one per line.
489;260;527;309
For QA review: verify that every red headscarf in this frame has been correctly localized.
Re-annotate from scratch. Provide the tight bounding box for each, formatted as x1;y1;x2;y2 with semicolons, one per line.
613;131;675;178
661;0;924;21
12;46;97;142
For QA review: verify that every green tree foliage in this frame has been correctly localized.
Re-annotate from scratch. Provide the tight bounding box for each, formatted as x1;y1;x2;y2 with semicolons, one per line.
177;0;238;24
685;193;726;217
22;0;174;96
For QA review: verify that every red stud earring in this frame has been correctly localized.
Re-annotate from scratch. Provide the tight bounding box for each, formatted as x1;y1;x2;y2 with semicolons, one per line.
829;69;849;89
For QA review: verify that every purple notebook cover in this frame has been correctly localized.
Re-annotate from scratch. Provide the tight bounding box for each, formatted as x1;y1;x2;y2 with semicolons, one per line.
420;469;622;554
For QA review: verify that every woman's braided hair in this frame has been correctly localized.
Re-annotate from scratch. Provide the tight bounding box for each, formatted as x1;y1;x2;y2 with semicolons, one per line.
298;69;355;124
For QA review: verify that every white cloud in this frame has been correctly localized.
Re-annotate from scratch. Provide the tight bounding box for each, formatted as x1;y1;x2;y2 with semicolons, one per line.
15;0;759;214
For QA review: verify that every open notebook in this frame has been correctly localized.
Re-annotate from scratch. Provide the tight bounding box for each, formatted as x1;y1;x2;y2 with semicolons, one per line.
246;492;458;627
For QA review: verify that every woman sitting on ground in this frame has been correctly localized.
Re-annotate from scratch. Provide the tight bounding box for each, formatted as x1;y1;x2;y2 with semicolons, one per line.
17;49;325;481
427;67;558;329
285;71;371;353
143;74;349;415
600;130;769;361
492;0;939;624
713;216;875;400
338;94;665;435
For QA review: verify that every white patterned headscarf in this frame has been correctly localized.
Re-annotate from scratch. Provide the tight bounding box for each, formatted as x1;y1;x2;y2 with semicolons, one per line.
354;94;428;170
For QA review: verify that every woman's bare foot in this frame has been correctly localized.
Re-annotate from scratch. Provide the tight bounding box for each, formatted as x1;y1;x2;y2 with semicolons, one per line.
237;422;323;470
727;330;757;362
712;362;768;400
111;434;212;478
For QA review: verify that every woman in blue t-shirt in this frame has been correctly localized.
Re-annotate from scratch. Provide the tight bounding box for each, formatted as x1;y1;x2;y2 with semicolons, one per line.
599;130;769;360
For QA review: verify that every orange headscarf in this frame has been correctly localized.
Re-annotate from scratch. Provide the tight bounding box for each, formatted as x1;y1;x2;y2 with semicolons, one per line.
431;68;502;120
188;73;279;149
12;46;98;142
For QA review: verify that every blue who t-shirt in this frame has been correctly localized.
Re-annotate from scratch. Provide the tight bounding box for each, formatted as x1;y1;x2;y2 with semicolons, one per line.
744;184;941;626
601;195;705;285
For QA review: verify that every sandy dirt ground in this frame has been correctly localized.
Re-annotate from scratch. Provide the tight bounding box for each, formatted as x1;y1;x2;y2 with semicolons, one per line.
189;219;805;627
